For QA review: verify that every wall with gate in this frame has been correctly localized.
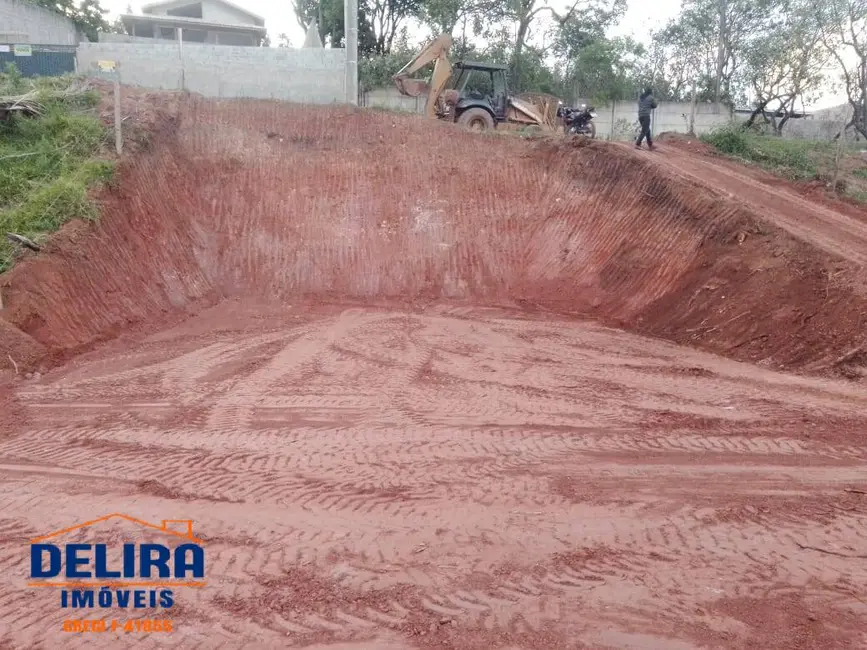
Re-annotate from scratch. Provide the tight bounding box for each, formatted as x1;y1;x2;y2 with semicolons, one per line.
0;43;76;77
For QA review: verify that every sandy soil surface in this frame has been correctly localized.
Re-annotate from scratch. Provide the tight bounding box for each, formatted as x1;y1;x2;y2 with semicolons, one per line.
3;302;867;648
1;94;866;648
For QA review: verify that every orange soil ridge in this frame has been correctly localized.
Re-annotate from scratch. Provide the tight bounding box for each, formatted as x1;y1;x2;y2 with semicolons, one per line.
1;93;867;649
1;95;865;379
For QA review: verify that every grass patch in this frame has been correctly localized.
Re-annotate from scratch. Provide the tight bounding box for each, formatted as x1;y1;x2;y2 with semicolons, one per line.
0;64;114;272
701;124;830;180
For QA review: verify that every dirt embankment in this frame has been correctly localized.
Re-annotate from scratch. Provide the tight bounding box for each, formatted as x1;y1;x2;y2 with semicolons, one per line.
0;94;865;378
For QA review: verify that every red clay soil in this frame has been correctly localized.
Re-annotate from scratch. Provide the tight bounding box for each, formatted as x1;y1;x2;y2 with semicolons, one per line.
1;94;867;649
0;96;865;380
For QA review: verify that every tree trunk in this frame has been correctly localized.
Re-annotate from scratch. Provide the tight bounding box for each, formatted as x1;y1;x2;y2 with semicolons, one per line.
511;19;530;93
714;0;727;104
317;0;324;45
745;99;770;128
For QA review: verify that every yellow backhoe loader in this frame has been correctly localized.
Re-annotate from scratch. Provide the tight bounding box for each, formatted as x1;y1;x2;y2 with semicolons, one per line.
392;34;557;132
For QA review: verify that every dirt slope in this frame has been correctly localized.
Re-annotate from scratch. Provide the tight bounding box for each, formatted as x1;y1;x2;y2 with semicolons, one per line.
1;95;865;378
1;95;867;649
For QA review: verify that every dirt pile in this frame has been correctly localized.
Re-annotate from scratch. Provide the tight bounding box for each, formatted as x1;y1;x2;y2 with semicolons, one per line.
0;94;865;376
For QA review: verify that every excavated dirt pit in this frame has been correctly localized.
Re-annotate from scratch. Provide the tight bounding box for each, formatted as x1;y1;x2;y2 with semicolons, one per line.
1;96;867;649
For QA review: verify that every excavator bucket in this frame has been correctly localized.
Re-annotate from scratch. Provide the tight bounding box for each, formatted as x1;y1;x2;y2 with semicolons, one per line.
507;97;549;127
393;76;430;98
391;34;453;114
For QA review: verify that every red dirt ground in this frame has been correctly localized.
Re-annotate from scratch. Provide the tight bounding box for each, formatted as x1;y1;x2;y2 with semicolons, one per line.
1;94;866;649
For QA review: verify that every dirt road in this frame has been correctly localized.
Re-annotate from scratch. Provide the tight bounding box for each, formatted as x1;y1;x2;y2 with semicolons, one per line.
1;97;867;648
631;139;867;266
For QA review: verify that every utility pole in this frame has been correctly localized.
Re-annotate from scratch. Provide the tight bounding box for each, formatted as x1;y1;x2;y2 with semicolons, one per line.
344;0;358;105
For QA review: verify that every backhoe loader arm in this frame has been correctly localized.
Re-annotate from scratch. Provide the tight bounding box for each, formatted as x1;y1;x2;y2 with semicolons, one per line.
392;34;454;119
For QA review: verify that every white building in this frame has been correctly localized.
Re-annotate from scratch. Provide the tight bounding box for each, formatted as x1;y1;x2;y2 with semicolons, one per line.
119;0;266;47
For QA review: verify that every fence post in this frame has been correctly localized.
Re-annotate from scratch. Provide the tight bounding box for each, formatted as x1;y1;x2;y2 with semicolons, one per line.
94;60;122;155
178;27;185;91
114;77;122;155
831;112;849;194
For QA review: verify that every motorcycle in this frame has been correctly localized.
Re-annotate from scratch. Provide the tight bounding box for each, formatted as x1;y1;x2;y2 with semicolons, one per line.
556;102;597;139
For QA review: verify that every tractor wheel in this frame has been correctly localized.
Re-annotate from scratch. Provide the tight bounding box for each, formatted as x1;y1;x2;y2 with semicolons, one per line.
457;108;495;132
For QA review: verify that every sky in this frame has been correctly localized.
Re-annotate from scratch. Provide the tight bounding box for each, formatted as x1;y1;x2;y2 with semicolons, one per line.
103;0;848;110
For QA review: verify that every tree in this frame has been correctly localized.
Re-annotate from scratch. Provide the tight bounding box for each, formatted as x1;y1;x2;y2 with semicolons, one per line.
557;37;645;103
553;3;633;102
416;0;481;37
31;0;111;42
366;0;424;54
477;0;625;93
816;0;867;138
107;16;128;35
293;0;378;53
653;0;777;104
742;0;829;133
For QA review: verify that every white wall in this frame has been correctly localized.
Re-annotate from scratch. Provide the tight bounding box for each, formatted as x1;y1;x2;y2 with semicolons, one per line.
360;88;734;140
202;0;263;26
0;0;81;45
78;42;345;104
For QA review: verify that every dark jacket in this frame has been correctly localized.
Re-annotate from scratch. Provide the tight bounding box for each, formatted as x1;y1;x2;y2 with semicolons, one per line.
638;93;657;118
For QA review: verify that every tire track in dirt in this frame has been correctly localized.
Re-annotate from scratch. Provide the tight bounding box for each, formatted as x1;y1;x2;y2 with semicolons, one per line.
2;98;866;379
4;309;867;648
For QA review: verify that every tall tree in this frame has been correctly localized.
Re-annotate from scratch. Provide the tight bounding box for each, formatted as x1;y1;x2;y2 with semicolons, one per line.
654;0;777;104
479;0;625;93
553;1;630;101
293;0;412;54
366;0;424;54
816;0;867;138
416;0;481;37
742;0;828;133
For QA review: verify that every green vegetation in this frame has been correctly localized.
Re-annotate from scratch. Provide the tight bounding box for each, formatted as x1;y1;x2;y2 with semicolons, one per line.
701;123;867;204
701;125;827;179
0;64;114;272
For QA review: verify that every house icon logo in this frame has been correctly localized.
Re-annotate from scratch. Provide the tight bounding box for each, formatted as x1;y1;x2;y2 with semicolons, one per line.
28;513;206;617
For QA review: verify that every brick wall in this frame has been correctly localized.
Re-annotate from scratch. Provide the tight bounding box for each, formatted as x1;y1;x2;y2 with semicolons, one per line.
76;42;346;104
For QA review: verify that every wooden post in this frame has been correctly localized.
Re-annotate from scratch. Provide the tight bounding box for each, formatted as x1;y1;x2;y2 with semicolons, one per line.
689;84;697;136
114;78;122;155
831;112;848;194
178;27;185;91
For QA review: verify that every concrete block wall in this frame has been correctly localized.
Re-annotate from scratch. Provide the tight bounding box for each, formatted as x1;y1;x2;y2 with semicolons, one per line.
0;0;81;45
360;88;734;139
578;100;733;141
76;42;346;104
360;88;422;113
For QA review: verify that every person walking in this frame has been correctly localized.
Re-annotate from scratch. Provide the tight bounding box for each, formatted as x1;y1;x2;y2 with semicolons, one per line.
636;87;657;150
